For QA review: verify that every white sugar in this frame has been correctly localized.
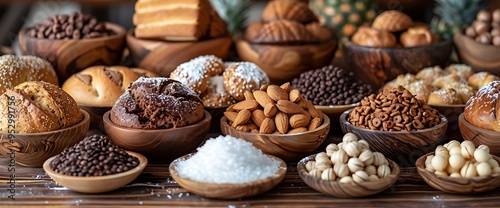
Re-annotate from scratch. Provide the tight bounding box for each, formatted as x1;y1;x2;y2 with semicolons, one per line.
176;135;280;184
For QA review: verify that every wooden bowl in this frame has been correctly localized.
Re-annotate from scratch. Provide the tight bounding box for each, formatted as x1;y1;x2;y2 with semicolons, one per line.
18;22;126;82
126;30;232;76
220;114;330;162
416;152;500;194
169;153;287;199
459;113;500;156
102;110;211;163
79;105;111;131
315;104;356;131
454;30;500;75
429;104;465;141
43;151;147;193
0;109;90;167
340;109;448;166
298;153;400;198
342;37;453;89
235;38;338;84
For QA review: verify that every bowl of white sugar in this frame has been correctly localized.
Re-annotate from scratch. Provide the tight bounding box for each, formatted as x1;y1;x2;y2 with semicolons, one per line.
169;135;287;199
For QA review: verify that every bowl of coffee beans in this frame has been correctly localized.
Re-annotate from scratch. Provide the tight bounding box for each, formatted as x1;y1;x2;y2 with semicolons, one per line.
339;86;448;166
291;65;373;130
18;12;126;83
43;134;147;193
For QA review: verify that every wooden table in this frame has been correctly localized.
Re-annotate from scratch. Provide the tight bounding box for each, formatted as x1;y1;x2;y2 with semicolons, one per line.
1;132;500;207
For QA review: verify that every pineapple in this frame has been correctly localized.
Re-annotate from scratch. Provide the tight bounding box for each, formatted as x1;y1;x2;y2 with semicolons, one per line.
210;0;251;35
431;0;486;39
309;0;377;38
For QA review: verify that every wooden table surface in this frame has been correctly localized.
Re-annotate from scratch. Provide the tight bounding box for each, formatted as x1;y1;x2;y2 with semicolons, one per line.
1;132;500;207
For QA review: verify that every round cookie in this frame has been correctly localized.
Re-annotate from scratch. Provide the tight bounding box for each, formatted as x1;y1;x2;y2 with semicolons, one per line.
200;76;236;108
223;62;270;101
191;55;225;76
170;61;210;94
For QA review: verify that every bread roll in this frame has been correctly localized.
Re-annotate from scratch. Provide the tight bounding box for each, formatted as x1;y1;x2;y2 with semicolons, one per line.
400;26;440;48
464;81;500;131
261;0;318;24
428;88;460;105
372;10;413;32
416;66;445;83
0;55;58;95
245;20;318;44
445;64;474;80
351;26;397;48
468;71;500;90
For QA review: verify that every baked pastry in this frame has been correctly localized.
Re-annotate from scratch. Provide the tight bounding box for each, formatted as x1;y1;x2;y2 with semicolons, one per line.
432;74;466;89
170;61;210;94
442;82;475;104
0;55;58;95
245;20;318;44
416;66;445;83
223;62;270;101
464;81;500;131
351;26;397;48
445;64;474;80
0;81;82;133
200;76;236;107
428;88;460;105
190;55;225;76
305;22;336;42
372;10;413;32
400;26;440;47
406;80;434;102
62;66;157;107
261;0;318;24
111;77;204;129
468;71;500;90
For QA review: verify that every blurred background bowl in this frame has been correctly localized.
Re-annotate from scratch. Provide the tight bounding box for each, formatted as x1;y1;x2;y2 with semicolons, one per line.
340;110;448;166
315;104;357;132
429;104;465;142
454;30;500;76
0;109;90;167
220;114;330;162
459;113;500;156
18;22;126;83
102;110;211;163
342;37;453;90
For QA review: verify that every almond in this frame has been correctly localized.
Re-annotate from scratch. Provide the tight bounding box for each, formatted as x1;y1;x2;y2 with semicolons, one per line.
273;131;282;135
233;100;260;111
232;109;251;127
226;104;236;112
276;100;304;114
251;129;260;133
289;114;311;128
298;98;309;109
267;85;288;101
275;112;289;134
260;84;269;91
288;127;307;134
306;100;322;118
244;90;255;100
308;117;322;131
260;118;275;134
247;122;258;130
235;125;250;132
251;109;266;127
263;103;278;117
289;89;301;103
253;90;275;108
280;82;291;93
224;111;238;123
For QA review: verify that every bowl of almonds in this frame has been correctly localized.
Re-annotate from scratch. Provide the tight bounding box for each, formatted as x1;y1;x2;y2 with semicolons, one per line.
220;83;330;162
416;140;500;194
297;133;400;198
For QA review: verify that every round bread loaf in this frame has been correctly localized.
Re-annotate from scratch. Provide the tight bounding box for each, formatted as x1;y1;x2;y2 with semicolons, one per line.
111;77;204;129
223;62;270;101
0;55;58;95
464;81;500;131
0;81;82;133
62;65;157;107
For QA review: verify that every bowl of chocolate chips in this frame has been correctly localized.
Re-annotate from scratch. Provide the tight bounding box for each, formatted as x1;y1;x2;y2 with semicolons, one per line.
43;134;147;193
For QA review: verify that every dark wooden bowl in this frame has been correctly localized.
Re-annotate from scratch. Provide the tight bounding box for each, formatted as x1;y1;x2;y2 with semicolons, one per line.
220;114;330;162
340;109;448;167
126;30;233;76
169;153;287;199
459;113;500;156
0;109;90;167
235;38;338;84
298;153;400;198
102;110;211;163
429;104;465;142
342;37;453;89
454;30;500;76
18;23;126;83
416;152;500;194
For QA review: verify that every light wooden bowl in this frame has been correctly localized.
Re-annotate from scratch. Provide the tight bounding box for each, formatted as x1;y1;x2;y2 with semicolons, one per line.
340;109;448;166
43;151;147;193
169;153;287;199
0;109;90;167
126;30;233;76
454;30;500;75
459;113;500;156
429;104;465;141
18;22;126;82
315;104;356;131
342;37;453;89
235;38;338;84
416;152;500;194
102;110;211;163
298;153;400;198
220;114;330;162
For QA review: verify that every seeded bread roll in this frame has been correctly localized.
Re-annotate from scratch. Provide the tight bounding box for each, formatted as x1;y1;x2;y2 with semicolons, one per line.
0;81;82;133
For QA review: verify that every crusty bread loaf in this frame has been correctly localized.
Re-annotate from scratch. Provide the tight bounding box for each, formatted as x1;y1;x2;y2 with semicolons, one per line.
372;10;413;32
0;81;82;133
245;20;321;44
464;81;500;131
62;66;157;107
261;0;318;24
0;55;58;95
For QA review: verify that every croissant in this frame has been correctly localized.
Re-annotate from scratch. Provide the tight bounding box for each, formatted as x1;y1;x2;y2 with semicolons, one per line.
261;0;318;24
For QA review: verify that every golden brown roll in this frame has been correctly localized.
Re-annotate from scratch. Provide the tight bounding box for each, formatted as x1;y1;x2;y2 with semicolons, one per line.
351;26;397;48
445;64;474;80
468;71;500;90
432;74;467;89
415;66;445;83
244;20;318;44
406;80;435;102
464;81;500;131
400;26;440;48
441;82;475;104
427;88;460;105
372;10;413;32
260;0;318;24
